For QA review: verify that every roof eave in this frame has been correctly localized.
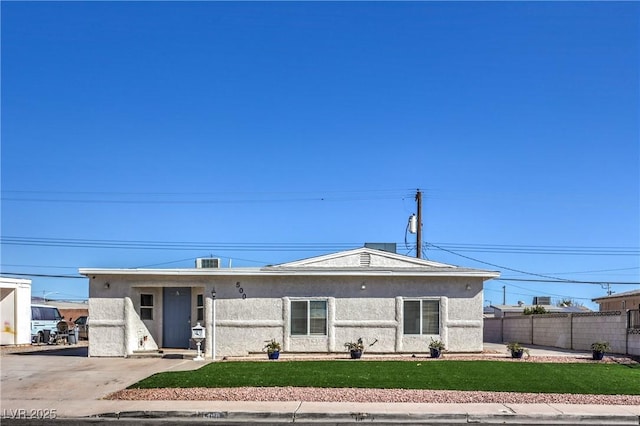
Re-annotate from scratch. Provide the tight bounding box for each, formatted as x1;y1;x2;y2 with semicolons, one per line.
79;268;500;279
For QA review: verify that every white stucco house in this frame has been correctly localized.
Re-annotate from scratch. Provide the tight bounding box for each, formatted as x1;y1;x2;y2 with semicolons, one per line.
79;247;499;358
1;277;32;345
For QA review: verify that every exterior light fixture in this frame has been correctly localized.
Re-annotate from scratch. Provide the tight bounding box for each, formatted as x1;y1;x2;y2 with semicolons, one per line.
211;288;216;299
104;282;110;289
361;283;366;290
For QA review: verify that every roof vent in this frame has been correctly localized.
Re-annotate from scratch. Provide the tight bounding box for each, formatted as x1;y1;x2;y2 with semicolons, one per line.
359;253;371;267
195;258;220;269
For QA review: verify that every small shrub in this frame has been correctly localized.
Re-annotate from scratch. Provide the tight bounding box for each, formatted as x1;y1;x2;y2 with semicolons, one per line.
263;338;281;353
506;342;530;358
523;305;547;315
344;338;364;352
428;338;446;351
590;342;610;352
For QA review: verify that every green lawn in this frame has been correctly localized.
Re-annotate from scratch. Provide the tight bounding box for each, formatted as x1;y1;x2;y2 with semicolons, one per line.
129;360;640;395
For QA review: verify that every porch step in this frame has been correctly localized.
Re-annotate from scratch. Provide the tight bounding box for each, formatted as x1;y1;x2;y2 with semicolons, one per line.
128;349;197;359
128;350;163;359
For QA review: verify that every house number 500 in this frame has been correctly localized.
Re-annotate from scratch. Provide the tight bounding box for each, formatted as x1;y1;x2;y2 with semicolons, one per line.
236;282;247;299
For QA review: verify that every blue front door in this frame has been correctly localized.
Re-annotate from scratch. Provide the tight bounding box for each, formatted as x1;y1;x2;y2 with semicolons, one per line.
163;287;191;348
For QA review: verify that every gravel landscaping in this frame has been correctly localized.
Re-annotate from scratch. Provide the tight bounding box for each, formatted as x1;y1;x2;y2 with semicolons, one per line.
108;355;640;405
107;386;640;405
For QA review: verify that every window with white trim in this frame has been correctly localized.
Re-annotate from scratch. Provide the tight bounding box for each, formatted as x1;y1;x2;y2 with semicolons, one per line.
196;294;204;321
403;299;439;335
291;300;327;336
140;294;154;320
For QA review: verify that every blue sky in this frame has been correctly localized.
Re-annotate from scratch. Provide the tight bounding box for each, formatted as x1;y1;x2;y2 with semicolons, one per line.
1;2;638;309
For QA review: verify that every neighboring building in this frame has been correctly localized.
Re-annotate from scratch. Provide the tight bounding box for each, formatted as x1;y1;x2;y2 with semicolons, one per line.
45;300;89;324
592;289;640;312
0;277;32;345
489;303;590;318
79;247;500;358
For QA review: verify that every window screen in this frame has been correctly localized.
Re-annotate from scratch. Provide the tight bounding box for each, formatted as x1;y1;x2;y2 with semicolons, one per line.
403;299;439;335
290;300;327;336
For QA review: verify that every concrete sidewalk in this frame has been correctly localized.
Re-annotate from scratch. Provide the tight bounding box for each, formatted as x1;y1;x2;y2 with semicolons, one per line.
1;344;638;424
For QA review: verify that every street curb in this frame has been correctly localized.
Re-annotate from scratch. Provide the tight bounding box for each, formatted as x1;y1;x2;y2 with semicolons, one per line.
87;410;640;425
93;410;294;422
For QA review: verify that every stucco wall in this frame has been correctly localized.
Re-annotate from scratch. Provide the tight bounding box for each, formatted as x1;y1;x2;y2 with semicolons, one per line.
88;298;126;357
0;279;32;345
87;274;486;357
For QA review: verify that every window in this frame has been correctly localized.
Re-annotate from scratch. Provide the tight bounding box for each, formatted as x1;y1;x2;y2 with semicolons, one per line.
291;300;327;336
140;294;154;320
403;299;439;335
196;294;204;322
31;306;62;321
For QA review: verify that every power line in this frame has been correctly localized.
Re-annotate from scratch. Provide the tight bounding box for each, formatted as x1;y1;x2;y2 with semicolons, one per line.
426;242;640;286
0;236;361;251
511;266;640;276
496;278;640;285
2;236;637;256
428;242;639;256
427;242;584;282
0;188;418;205
1;272;85;279
491;282;595;301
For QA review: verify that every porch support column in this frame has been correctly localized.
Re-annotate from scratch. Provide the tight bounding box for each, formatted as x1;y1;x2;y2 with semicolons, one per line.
205;294;214;360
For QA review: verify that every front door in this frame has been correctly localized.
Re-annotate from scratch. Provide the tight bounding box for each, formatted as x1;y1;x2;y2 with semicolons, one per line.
162;287;191;348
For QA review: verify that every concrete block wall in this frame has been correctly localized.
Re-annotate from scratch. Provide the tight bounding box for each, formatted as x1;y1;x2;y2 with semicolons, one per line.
502;316;532;344
628;329;640;355
571;312;627;353
532;314;571;348
483;318;502;343
484;311;640;356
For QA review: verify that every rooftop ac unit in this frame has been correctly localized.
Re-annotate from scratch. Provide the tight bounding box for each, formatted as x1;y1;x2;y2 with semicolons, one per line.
195;258;220;269
532;296;551;305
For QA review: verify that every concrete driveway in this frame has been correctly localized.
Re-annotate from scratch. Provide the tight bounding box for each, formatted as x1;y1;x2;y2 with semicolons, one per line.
1;345;206;404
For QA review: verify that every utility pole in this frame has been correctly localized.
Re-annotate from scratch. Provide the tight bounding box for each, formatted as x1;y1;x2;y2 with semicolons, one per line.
503;286;506;305
601;283;613;296
415;189;422;259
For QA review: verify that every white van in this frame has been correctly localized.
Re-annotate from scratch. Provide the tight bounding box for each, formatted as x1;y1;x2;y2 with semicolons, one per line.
31;304;63;343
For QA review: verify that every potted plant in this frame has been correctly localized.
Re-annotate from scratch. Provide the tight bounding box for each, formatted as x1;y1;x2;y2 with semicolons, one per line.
344;337;378;359
428;338;445;358
590;341;610;361
506;342;529;359
263;338;282;360
344;338;364;359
